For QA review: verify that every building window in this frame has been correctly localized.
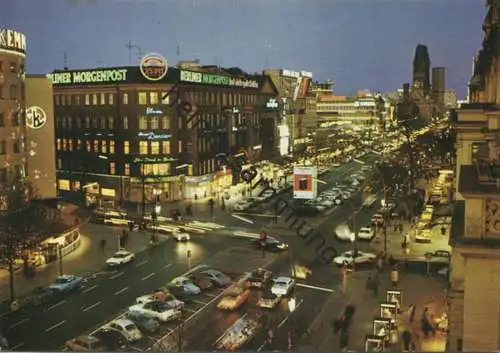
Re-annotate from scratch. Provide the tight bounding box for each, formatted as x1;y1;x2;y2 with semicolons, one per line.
150;92;158;104
109;141;115;154
62;139;68;151
9;62;16;73
9;85;17;100
0;113;4;127
150;116;160;129
68;139;73;151
76;117;81;129
86;140;91;152
139;116;147;130
100;93;105;105
61;117;67;129
57;158;62;169
161;117;170;130
162;141;171;154
0;141;6;154
61;95;66;106
75;95;80;105
102;140;107;153
55;95;60;106
92;94;97;105
123;93;128;104
151;141;160;155
67;117;72;129
178;140;182;153
110;162;116;175
77;139;82;150
108;93;114;105
161;92;169;104
124;141;130;154
124;163;130;176
85;116;90;128
108;116;114;129
123;116;129;129
139;141;148;154
85;94;90;105
138;92;147;105
100;117;106;129
93;140;99;153
92;117;98;129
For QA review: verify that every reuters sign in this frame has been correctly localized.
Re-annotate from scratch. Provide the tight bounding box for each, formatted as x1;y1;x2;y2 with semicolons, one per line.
140;53;168;81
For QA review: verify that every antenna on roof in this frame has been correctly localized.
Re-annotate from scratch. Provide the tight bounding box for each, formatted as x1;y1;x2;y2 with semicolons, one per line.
125;40;134;65
63;52;68;70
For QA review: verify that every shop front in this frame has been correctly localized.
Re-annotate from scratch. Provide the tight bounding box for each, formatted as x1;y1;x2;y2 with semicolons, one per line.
184;174;214;199
213;168;233;196
129;175;184;204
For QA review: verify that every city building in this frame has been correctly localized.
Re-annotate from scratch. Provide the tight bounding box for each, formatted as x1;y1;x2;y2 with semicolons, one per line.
444;89;458;109
49;64;278;210
0;28;29;210
25;75;57;199
448;0;500;350
431;67;446;110
316;92;378;127
413;44;431;95
263;69;315;155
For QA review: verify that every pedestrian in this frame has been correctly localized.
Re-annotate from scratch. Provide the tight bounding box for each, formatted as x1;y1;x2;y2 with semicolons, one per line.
441;225;446;236
409;304;416;323
402;329;412;352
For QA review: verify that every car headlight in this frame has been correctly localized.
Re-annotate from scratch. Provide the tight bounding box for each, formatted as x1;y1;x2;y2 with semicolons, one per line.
277;243;287;249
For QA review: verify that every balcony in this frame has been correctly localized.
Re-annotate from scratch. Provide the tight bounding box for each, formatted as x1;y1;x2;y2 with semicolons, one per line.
459;162;500;195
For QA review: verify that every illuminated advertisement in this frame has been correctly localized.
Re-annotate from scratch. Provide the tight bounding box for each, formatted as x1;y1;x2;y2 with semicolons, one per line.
293;166;318;199
298;77;312;99
26;106;47;129
281;69;300;78
47;69;128;85
140;53;168;81
0;28;26;54
180;70;259;88
278;123;290;156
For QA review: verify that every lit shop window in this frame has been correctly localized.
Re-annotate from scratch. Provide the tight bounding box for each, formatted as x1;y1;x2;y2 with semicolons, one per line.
63;139;68;151
161;93;169;104
75;95;80;105
85;94;90;105
57;158;62;169
178;141;182;153
58;179;70;191
142;163;170;175
68;140;73;151
93;140;99;153
122;93;129;105
138;92;147;105
110;162;116;175
123;116;129;129
57;138;62;151
102;140;107;153
73;181;80;191
151;141;160;155
108;116;114;129
150;92;158;104
109;141;115;154
77;139;82;150
139;141;148;155
100;93;105;105
162;141;171;154
139;117;147;130
124;163;130;176
123;141;130;154
86;140;91;152
161;117;170;129
92;94;98;105
108;93;114;105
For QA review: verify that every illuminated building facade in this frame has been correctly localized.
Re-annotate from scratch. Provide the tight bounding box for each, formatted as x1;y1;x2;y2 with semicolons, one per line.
0;28;29;211
49;65;277;208
448;1;500;351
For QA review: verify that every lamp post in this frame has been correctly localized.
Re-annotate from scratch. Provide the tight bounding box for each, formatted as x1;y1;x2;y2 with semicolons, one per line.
58;244;63;276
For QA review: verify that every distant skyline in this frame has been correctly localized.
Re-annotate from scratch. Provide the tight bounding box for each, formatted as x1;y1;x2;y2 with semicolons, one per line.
2;0;486;98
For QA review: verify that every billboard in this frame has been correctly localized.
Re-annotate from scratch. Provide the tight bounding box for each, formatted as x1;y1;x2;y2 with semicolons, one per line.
293;166;318;199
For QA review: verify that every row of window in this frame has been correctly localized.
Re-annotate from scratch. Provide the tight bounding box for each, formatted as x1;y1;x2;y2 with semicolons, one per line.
55;115;171;131
0;163;26;183
0;84;24;100
0;138;26;155
57;160;171;177
0;111;24;127
0;62;21;74
56;138;175;155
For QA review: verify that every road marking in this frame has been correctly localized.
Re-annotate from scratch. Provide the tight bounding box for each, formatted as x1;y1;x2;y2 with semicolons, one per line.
192;299;208;305
141;273;155;281
83;301;101;312
9;318;29;329
47;300;66;311
296;283;334;293
129;347;143;352
82;284;98;294
216;313;248;344
110;272;124;280
183;308;196;313
203;292;217;298
277;299;304;329
325;207;336;215
163;263;173;270
135;260;148;268
11;342;24;350
114;287;129;296
231;214;254;224
45;320;66;332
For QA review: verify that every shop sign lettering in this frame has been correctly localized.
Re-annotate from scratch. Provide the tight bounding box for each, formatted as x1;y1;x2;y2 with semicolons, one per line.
0;29;26;53
180;70;259;89
47;69;128;85
146;107;163;115
137;132;172;140
133;156;176;163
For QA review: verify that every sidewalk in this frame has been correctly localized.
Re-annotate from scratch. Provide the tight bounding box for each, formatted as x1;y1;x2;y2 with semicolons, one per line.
298;269;448;352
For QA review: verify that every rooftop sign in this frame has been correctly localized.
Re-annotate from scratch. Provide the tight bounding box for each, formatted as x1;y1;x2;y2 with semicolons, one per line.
46;69;128;85
0;29;26;54
180;70;259;89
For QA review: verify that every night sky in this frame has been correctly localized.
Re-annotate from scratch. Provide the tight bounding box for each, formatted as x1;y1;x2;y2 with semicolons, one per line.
2;0;486;98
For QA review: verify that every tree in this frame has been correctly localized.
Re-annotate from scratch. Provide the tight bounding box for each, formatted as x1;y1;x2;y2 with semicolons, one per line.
0;180;49;303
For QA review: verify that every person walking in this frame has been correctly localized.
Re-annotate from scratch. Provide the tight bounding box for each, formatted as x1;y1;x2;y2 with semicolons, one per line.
402;329;412;352
376;256;384;274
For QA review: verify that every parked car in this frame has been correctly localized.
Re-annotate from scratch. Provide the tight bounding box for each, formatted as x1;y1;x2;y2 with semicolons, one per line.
270;277;295;297
200;269;231;287
48;275;83;293
333;251;377;266
92;328;128;350
247;268;272;289
107;318;142;342
169;277;201;295
425;250;451;259
125;311;160;333
128;301;182;323
217;286;250;310
106;250;135;267
257;292;281;309
164;285;191;302
66;335;107;351
187;273;212;290
136;292;184;310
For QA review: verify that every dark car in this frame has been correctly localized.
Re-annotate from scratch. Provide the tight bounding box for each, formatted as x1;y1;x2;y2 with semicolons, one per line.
93;328;128;350
250;238;288;252
125;311;160;333
247;268;272;289
188;274;213;290
23;286;55;307
165;285;192;302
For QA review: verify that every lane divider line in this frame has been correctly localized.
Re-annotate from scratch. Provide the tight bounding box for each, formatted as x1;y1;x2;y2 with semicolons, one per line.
141;273;155;281
11;342;24;350
114;287;129;296
135;260;148;268
83;301;101;312
47;300;66;311
110;272;124;280
9;318;29;329
82;284;98;294
45;320;66;332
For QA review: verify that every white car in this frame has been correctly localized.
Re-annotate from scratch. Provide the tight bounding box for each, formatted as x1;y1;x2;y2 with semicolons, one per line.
333;251;377;266
234;201;251;211
172;230;190;242
107;318;142;342
261;190;275;200
136;294;184;310
128;301;182;322
105;250;135;266
358;227;375;241
270;276;295;297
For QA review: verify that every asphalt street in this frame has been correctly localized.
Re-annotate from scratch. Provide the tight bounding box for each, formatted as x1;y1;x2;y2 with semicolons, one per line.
0;234;250;351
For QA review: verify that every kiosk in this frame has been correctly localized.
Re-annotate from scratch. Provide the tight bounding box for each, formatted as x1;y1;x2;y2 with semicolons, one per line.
365;335;385;352
386;290;402;313
373;317;391;343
